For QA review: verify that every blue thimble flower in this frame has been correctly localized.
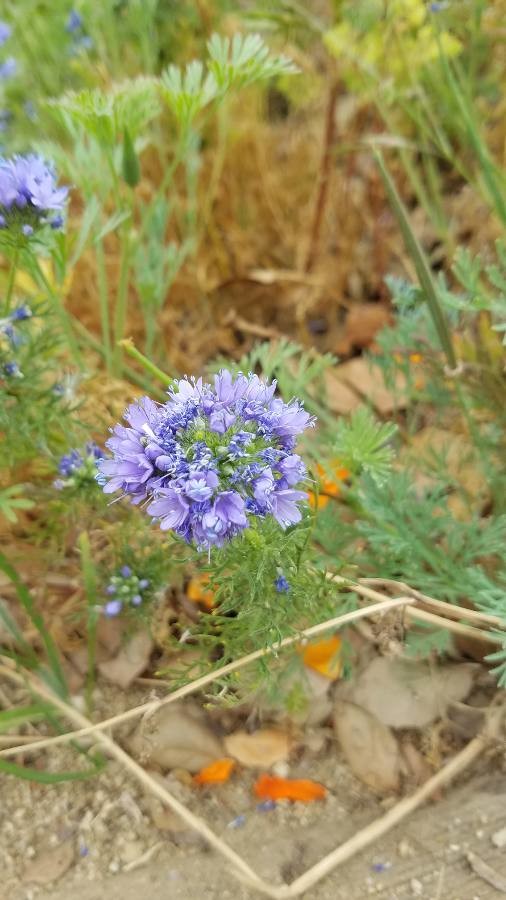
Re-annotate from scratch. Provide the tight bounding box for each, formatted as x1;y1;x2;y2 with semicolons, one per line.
0;154;69;237
54;442;103;490
98;370;314;551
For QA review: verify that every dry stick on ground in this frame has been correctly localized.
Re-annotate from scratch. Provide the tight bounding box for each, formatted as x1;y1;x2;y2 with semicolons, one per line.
329;574;505;639
2;648;504;898
361;578;505;629
0;597;413;760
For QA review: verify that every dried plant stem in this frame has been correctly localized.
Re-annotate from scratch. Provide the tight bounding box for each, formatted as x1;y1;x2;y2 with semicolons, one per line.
304;79;340;273
330;575;505;639
0;597;412;759
362;578;505;629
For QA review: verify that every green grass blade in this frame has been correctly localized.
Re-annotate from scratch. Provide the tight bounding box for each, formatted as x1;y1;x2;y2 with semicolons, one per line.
0;757;104;783
0;703;54;733
0;552;68;698
373;149;457;369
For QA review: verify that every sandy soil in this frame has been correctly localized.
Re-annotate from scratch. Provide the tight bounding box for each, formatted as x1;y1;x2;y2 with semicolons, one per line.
3;747;505;900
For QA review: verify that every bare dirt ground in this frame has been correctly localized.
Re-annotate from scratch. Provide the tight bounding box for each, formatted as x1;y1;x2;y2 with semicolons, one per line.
3;746;506;900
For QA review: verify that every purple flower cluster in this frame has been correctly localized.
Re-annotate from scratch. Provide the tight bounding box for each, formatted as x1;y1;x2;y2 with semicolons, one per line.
0;155;68;235
103;565;150;617
0;303;32;378
98;370;314;550
54;442;103;490
66;10;93;54
0;20;15;82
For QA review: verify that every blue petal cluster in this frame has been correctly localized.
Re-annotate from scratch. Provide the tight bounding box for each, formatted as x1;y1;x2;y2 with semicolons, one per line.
0;20;15;82
54;442;103;490
0;303;32;378
0;155;69;235
103;565;150;617
98;370;314;550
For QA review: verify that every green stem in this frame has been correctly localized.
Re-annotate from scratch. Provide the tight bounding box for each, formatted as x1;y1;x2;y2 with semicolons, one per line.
78;532;98;717
374;149;457;369
30;255;84;370
74;321;167;398
3;247;19;316
95;239;112;373
112;226;132;375
119;338;174;387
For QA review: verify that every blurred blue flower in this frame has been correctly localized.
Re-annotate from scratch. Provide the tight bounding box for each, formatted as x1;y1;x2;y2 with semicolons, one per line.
0;22;11;46
0;57;16;80
0;154;69;235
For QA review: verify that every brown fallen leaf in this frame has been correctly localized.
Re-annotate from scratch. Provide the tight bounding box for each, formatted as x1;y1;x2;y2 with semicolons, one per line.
341;657;476;729
342;303;391;352
128;700;224;773
333;700;401;794
323;370;361;415
23;842;75;886
335;357;406;414
98;630;154;689
224;728;291;768
467;851;506;893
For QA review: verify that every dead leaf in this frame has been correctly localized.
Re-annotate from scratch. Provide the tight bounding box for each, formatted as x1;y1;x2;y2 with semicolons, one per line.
342;658;476;729
333;700;401;794
224;728;291;768
335;358;406;414
299;635;342;680
343;303;391;351
98;630;154;689
194;757;236;785
323;370;361;415
467;851;506;893
23;842;75;885
128;700;224;773
254;773;326;802
400;740;432;787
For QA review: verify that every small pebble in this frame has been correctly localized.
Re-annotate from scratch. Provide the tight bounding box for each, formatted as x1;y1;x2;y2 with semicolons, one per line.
492;826;506;848
257;800;276;812
398;839;414;859
108;860;120;874
411;877;423;896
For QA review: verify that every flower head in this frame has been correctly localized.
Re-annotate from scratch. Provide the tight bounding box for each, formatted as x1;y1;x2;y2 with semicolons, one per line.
0;57;16;80
66;10;83;33
0;154;69;236
55;442;103;490
0;22;11;46
99;370;314;550
0;303;33;378
103;567;151;616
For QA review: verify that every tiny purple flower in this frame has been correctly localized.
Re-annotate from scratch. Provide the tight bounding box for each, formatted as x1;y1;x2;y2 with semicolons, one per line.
0;22;11;46
120;565;132;578
275;574;290;593
104;599;122;617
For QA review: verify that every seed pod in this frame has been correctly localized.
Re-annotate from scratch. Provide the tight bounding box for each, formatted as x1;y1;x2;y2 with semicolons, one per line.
122;127;140;188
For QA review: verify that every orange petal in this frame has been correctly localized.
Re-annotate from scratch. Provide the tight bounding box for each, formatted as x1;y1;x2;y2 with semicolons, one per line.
315;461;350;498
307;491;329;510
186;574;215;610
194;758;236;785
254;773;326;802
300;635;342;679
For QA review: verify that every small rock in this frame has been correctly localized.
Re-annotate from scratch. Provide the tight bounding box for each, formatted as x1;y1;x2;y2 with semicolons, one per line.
492;826;506;849
99;631;154;689
23;841;75;886
119;840;144;864
410;877;423;896
398;839;414;859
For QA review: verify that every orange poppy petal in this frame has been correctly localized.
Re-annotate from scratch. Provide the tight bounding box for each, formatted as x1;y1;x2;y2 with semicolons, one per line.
253;773;327;802
307;491;329;510
187;574;215;609
300;635;342;679
194;758;236;785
